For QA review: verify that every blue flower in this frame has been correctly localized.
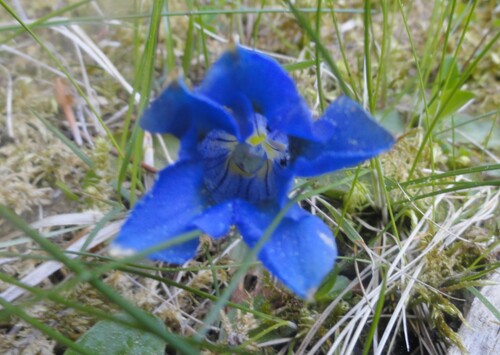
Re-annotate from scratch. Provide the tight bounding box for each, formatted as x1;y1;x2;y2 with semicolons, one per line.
114;46;395;299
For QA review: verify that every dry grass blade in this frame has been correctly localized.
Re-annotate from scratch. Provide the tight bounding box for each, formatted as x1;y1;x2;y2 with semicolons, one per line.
302;185;499;354
2;211;105;243
0;220;122;305
0;64;14;138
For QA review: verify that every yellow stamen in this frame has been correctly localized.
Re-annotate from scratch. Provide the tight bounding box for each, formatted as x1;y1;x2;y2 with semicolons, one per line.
247;134;266;146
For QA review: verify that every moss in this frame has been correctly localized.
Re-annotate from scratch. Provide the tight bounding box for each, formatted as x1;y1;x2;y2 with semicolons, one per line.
380;129;448;209
81;137;115;210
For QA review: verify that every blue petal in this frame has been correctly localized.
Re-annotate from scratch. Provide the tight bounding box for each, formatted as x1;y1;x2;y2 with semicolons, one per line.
292;96;395;177
140;79;239;138
190;201;234;238
222;93;255;140
235;202;337;299
114;161;208;264
197;46;315;139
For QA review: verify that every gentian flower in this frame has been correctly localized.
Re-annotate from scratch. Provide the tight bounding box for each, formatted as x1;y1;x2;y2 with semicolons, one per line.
114;46;394;299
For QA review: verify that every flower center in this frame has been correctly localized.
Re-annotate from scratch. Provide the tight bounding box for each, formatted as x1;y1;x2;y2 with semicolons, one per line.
230;143;266;176
199;114;290;203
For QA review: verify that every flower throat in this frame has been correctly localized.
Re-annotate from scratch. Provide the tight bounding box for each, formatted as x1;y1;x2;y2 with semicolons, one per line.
199;113;289;204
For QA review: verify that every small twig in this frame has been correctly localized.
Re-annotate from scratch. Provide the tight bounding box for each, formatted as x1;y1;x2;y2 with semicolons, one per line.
109;149;158;173
54;77;83;146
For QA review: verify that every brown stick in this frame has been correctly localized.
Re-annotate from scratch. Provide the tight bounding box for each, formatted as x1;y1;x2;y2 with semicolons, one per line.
54;78;83;146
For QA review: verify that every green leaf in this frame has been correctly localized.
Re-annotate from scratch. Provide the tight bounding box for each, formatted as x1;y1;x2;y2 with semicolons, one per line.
182;14;195;75
283;59;315;72
64;315;166;355
429;89;475;121
376;109;405;136
440;113;500;149
437;55;461;90
317;197;364;244
316;275;352;301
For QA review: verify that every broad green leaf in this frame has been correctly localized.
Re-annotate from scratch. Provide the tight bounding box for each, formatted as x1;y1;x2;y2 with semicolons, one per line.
441;113;500;149
437;55;461;90
429;89;475;121
317;198;364;244
64;315;166;355
376;109;405;136
316;275;352;301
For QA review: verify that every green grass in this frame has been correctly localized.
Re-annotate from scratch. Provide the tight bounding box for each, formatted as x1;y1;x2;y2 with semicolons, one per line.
0;1;499;354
